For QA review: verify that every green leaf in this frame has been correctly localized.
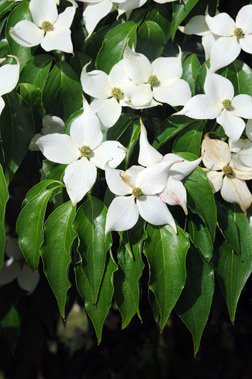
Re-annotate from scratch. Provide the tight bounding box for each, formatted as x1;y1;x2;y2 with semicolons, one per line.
114;219;146;328
171;0;200;39
145;3;171;41
42;62;83;121
214;204;252;322
0;92;35;184
22;180;61;206
75;252;118;343
0;164;8;270
221;60;252;97
187;213;213;261
0;306;20;354
176;248;214;355
0;0;16;20
41;202;77;318
74;197;112;304
172;121;203;157
96;21;138;73
70;52;91;78
136;21;165;62
184;167;217;241
19;83;44;123
182;54;201;96
19;54;54;90
144;225;190;329
106;113;138;142
5;1;32;68
16;184;63;271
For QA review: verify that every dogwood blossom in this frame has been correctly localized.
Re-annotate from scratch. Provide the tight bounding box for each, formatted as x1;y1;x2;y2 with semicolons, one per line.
175;69;252;143
0;238;40;293
206;5;252;71
29;115;65;151
122;46;191;107
0;56;19;115
229;120;252;172
138;120;201;214
37;100;126;205
9;0;76;53
201;133;252;213
105;159;180;234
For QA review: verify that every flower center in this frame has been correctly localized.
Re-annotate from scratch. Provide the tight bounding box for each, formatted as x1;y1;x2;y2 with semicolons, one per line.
132;187;142;198
234;27;244;37
148;75;159;86
111;87;124;100
80;145;92;157
41;21;54;32
222;99;232;110
222;165;233;178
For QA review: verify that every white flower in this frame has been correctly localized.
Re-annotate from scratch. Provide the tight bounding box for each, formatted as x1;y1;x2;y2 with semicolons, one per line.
201;133;252;214
179;14;219;60
81;60;131;128
105;159;180;234
175;69;252;143
138;120;201;215
0;238;40;294
229;120;252;171
0;56;19;115
206;5;252;71
122;46;191;108
9;0;76;53
37;99;126;205
29;115;65;151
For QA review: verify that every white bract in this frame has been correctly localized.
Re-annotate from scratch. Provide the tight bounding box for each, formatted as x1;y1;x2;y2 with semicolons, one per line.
175;69;252;143
0;56;19;115
9;0;76;53
179;14;219;60
138;120;201;214
201;133;252;213
0;238;40;294
37;100;126;205
206;5;252;71
122;46;191;108
229;120;252;172
105;159;180;234
81;60;130;128
29;115;65;151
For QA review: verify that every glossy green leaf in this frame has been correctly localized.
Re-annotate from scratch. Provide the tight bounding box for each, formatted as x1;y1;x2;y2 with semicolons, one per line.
0;0;16;20
0;164;8;270
136;21;165;62
144;225;190;329
19;83;44;123
114;219;146;328
106;113;138;142
176;248;215;355
145;3;171;41
19;54;54;90
42;62;83;121
74;196;112;304
41;202;77;319
75;252;118;343
5;1;32;68
96;21;138;73
0;92;35;184
171;0;200;39
22;180;62;207
16;184;63;272
187;213;213;261
182;54;201;96
184;167;217;241
217;202;241;255
172;121;204;157
222;60;252;97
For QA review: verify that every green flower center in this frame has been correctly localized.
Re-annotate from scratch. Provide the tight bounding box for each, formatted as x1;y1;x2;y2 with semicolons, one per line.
222;165;233;178
148;75;159;86
222;99;232;110
132;187;142;198
234;27;244;37
111;87;124;100
80;145;92;157
41;21;54;32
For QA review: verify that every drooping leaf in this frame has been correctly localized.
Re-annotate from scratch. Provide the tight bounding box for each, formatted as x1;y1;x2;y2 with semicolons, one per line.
75;252;118;343
41;202;77;319
0;164;8;270
187;213;213;261
171;0;200;39
176;248;214;355
96;21;138;73
114;219;146;328
74;196;112;304
184;167;217;241
217;202;241;255
144;224;190;329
